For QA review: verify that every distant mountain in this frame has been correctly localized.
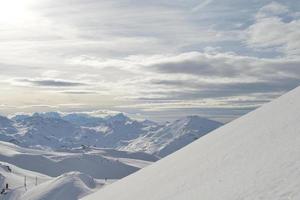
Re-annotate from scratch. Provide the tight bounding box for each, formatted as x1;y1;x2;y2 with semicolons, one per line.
62;113;104;127
15;115;81;149
32;112;62;119
0;112;222;156
120;116;222;157
0;115;17;134
105;113;131;124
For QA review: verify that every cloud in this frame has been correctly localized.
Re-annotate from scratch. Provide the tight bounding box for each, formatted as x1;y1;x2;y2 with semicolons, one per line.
148;52;245;77
61;90;99;94
246;2;300;56
71;109;122;117
16;78;87;87
115;51;300;105
62;50;300;105
141;51;299;79
191;0;214;12
256;1;289;19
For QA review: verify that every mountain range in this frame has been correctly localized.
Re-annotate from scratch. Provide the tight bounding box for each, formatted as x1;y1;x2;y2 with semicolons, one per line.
0;112;223;157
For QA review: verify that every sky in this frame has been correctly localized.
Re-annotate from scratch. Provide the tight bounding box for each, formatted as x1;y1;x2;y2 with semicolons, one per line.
0;0;299;122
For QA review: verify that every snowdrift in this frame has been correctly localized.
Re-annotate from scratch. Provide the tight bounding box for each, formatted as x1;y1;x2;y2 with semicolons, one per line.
22;172;97;200
83;86;300;200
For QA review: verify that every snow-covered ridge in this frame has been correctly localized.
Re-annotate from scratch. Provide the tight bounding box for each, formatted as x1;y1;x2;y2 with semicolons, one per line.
21;172;97;200
120;115;222;157
0;141;157;179
0;112;222;157
0;140;157;199
83;86;300;200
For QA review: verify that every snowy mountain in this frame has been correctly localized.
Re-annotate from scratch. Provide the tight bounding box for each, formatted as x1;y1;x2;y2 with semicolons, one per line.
121;116;222;157
0;113;222;157
0;116;17;135
62;113;104;127
83;86;300;200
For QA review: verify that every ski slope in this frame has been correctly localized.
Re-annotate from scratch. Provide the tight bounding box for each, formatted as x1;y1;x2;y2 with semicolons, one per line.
0;141;157;200
21;172;99;200
0;141;147;179
0;163;104;200
83;86;300;200
0;161;51;200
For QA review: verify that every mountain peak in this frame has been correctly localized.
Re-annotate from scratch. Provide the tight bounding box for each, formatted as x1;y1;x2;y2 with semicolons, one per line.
0;115;13;126
106;113;130;123
32;112;62;119
174;115;223;130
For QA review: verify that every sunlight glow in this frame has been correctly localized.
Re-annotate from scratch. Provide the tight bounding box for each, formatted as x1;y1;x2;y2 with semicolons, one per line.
0;0;34;24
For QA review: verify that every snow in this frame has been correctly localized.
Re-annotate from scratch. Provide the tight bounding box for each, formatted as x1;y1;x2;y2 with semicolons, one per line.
63;113;104;127
0;101;227;200
0;162;102;200
121;116;222;157
0;141;156;179
83;86;300;200
1;113;221;157
0;161;51;200
21;172;97;200
0;140;156;200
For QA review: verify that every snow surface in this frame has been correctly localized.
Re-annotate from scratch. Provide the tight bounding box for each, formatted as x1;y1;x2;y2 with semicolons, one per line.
0;111;223;199
121;116;222;157
0;141;157;179
0;140;157;200
83;86;300;200
21;172;98;200
0;161;51;200
0;142;158;200
0;113;222;157
0;162;103;200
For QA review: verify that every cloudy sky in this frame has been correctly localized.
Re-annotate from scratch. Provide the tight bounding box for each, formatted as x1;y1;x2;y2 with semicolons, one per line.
0;0;299;122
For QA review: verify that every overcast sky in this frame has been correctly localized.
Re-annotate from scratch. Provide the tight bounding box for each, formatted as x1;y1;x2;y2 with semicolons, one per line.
0;0;299;122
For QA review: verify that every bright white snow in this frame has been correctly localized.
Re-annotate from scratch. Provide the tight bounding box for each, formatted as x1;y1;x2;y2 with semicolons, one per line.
121;116;222;157
0;111;223;200
0;113;222;157
83;86;300;200
0;141;156;200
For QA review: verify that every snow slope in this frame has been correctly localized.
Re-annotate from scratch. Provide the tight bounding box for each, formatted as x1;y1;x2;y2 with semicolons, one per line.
121;116;222;157
0;141;157;200
83;86;300;200
21;172;98;200
0;162;103;200
0;161;51;200
0;141;156;179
